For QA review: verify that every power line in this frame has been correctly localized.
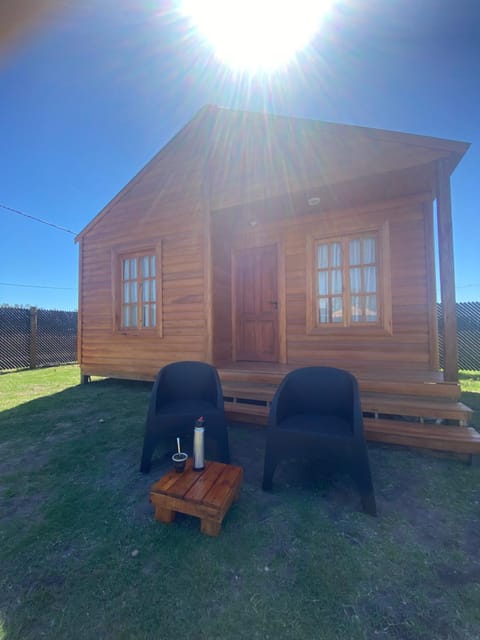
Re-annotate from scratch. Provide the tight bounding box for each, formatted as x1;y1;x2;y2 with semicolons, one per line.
0;203;78;235
0;282;76;291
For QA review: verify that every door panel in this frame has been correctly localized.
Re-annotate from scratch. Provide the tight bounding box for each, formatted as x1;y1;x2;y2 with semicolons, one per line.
234;245;279;362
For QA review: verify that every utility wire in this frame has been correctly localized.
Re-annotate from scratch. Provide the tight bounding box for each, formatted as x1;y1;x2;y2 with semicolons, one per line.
0;203;78;235
0;282;76;290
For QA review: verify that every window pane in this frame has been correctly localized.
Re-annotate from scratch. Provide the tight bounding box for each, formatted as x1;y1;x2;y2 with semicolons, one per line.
142;256;149;278
150;280;156;302
351;295;362;322
331;296;343;323
130;305;138;327
123;259;129;280
365;266;377;293
318;271;328;295
350;267;362;293
366;295;378;322
331;269;342;294
150;255;156;277
318;298;329;323
150;304;156;327
123;282;129;303
349;239;361;265
364;237;376;263
131;259;137;279
317;244;328;268
142;280;150;303
331;242;342;267
142;304;149;327
123;304;137;328
130;282;137;303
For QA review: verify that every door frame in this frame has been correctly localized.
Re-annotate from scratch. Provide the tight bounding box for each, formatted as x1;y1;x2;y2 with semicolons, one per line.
231;239;287;364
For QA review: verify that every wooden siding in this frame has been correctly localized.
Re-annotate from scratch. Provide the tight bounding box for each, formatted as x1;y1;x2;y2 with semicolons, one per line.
79;141;209;380
212;192;436;373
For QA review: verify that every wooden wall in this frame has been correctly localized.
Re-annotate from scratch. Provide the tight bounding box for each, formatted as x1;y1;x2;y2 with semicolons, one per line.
211;191;438;372
78;138;209;380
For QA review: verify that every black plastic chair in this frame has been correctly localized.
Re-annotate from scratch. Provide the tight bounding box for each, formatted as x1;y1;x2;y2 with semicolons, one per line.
140;361;230;473
262;366;376;515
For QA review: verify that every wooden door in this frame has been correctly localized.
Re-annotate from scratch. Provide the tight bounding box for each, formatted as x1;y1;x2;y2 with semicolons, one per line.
234;245;279;362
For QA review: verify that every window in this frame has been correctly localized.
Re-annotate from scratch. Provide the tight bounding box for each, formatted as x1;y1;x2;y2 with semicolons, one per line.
119;251;159;331
309;229;390;332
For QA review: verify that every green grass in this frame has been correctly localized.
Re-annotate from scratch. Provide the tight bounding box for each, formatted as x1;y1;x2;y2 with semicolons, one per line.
459;371;480;429
1;366;479;640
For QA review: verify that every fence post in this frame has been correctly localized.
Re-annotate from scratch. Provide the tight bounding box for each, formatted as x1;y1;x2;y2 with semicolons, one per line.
29;307;38;369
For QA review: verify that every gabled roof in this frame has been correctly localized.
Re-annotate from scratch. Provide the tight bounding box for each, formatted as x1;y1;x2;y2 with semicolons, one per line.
76;105;469;240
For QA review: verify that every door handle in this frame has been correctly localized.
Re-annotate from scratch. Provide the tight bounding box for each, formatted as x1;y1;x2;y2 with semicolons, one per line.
269;301;278;309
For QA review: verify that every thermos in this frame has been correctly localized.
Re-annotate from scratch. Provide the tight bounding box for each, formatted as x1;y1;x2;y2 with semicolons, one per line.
193;416;205;471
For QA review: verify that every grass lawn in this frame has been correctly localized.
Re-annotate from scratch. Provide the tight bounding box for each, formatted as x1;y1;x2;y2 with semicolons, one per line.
1;366;479;640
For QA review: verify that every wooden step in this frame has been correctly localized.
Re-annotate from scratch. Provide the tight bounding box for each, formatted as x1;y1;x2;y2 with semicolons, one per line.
219;369;286;385
223;403;480;456
359;379;461;400
364;418;480;455
224;401;269;425
361;394;472;423
223;382;277;403
219;368;461;401
222;382;472;424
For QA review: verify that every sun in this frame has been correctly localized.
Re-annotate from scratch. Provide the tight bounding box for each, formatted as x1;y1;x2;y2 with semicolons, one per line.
181;0;333;72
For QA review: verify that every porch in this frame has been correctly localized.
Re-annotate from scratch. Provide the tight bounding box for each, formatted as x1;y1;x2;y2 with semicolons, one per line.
216;362;480;458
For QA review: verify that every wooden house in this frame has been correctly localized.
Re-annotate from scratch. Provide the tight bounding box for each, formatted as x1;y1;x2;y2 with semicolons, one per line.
76;105;480;457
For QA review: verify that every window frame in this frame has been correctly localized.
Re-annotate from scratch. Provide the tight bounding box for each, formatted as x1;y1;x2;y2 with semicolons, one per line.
112;242;162;336
306;223;392;335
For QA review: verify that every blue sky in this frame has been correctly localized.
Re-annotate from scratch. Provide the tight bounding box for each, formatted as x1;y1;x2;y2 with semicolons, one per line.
1;0;479;310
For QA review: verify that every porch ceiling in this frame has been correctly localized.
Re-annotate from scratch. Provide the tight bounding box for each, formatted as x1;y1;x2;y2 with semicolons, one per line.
207;107;469;213
210;161;436;223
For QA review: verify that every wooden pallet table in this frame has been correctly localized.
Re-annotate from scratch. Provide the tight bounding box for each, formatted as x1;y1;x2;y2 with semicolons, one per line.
150;459;243;536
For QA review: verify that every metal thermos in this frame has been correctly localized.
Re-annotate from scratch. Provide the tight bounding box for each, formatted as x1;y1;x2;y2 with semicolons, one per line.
193;417;205;471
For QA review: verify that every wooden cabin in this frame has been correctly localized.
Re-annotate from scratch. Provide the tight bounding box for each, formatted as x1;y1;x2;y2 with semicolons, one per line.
76;105;480;457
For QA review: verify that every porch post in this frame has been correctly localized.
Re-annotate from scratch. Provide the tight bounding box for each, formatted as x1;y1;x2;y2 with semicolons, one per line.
202;108;215;364
435;158;458;382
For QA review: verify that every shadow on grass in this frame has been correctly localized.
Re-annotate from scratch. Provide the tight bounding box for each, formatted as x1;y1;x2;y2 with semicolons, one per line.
1;376;480;640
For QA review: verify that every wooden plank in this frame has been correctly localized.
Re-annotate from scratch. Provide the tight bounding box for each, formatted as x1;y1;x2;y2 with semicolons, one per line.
224;401;269;417
151;459;200;499
424;202;440;367
361;394;472;421
151;459;194;495
436;157;459;381
202;131;214;363
183;462;226;504
436;159;458;380
365;419;480;455
201;464;243;508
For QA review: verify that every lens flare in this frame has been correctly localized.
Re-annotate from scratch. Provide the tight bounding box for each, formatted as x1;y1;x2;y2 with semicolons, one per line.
181;0;334;71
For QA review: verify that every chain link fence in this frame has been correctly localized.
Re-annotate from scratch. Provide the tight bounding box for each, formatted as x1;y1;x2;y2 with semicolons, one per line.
0;306;77;371
438;301;480;371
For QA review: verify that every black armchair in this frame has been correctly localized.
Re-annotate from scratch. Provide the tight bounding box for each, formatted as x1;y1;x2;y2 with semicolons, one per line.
140;361;230;473
262;366;376;515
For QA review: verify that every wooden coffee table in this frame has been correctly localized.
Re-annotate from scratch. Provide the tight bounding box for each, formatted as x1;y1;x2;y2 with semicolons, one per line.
150;459;243;536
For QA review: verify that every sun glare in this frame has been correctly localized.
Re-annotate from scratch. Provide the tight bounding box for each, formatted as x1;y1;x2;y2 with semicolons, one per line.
181;0;333;71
